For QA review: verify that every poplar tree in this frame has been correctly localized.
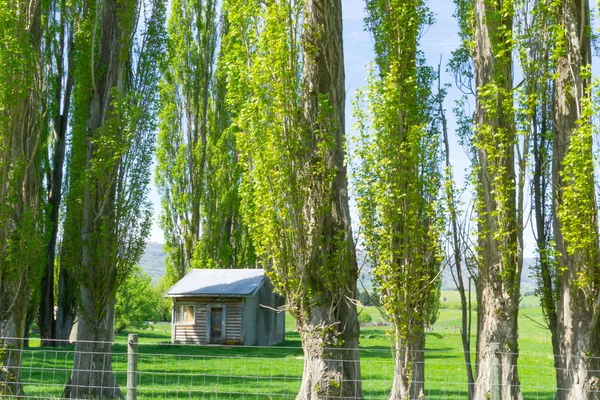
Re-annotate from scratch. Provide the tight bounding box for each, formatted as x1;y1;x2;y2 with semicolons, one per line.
515;0;558;368
201;22;256;272
354;1;442;398
38;0;75;347
157;0;216;284
0;0;47;394
471;0;523;397
454;0;525;397
552;0;600;397
62;0;165;397
157;0;253;286
224;0;362;397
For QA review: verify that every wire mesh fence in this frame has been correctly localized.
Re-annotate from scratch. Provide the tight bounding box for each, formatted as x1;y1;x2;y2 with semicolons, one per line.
0;336;566;399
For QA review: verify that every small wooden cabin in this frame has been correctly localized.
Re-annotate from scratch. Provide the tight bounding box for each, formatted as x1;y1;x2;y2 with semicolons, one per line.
166;269;285;346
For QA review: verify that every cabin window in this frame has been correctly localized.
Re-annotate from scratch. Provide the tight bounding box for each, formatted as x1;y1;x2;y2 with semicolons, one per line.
175;304;195;324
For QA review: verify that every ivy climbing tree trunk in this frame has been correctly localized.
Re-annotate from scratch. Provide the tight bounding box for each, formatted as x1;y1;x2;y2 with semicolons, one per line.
472;0;523;398
552;0;600;398
0;0;47;394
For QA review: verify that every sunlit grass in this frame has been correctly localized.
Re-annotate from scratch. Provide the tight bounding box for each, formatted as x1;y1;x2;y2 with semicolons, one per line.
20;301;555;399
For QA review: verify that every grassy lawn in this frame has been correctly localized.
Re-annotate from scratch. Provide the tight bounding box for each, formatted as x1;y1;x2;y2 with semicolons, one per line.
19;301;556;399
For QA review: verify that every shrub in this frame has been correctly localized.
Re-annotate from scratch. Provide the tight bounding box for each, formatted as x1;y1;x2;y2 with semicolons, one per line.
358;310;373;324
115;266;171;333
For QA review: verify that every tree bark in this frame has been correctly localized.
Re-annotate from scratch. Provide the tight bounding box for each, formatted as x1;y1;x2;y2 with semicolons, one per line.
297;303;362;400
474;281;521;399
297;0;362;398
64;289;122;399
553;1;600;398
388;329;425;400
473;0;522;398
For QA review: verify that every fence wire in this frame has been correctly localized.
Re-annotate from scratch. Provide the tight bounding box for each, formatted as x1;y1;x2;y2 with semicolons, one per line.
1;338;589;399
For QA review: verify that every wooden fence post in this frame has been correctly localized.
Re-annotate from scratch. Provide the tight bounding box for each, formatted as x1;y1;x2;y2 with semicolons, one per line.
127;333;138;400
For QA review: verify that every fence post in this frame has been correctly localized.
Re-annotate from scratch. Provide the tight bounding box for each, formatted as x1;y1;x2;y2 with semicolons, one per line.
490;342;502;400
127;333;138;400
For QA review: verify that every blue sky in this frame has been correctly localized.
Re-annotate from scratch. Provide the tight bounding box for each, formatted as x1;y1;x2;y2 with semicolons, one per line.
148;1;539;258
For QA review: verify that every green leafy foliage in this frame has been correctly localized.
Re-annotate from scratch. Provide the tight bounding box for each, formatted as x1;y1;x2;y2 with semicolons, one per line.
0;0;48;325
157;0;255;288
222;0;309;314
556;70;600;292
115;267;171;334
354;0;443;343
357;311;373;325
0;2;49;391
60;0;167;337
224;9;362;392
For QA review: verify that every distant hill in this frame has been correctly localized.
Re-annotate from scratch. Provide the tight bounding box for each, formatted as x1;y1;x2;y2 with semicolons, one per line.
139;241;166;283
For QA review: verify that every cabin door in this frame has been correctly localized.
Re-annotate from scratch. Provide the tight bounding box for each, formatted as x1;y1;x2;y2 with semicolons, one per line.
209;307;224;344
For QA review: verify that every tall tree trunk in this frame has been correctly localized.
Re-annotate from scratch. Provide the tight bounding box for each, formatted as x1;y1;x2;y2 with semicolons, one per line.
39;9;73;346
553;1;600;398
532;100;561;377
296;301;362;400
66;0;125;395
473;0;522;398
474;281;521;398
297;0;362;398
64;290;122;399
64;0;163;394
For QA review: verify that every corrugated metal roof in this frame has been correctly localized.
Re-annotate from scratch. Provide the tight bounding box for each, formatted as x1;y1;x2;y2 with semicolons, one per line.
166;269;266;297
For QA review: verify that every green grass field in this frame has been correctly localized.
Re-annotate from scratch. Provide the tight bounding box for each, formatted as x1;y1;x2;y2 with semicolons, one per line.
18;299;556;399
439;290;541;309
